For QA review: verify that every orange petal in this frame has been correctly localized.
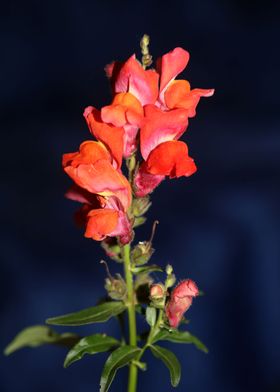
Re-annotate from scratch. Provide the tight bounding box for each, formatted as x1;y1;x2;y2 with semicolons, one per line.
62;141;110;168
164;80;191;109
165;81;214;116
85;208;119;241
83;106;124;169
101;93;143;127
64;159;132;211
146;140;197;178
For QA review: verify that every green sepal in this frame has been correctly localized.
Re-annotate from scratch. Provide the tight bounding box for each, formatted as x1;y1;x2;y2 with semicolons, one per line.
64;334;120;368
100;345;141;392
105;274;127;300
131;242;154;266
145;306;156;327
131;196;151;217
133;216;147;228
46;301;126;326
151;329;208;353
131;265;163;274
150;345;181;387
4;325;79;356
101;239;123;263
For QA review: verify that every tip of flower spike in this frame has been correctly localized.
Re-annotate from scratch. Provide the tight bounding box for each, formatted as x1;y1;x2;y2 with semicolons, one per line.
140;34;152;69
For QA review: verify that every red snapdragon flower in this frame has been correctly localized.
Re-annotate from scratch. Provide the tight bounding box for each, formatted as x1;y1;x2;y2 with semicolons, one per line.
62;141;132;243
166;279;199;328
106;47;213;196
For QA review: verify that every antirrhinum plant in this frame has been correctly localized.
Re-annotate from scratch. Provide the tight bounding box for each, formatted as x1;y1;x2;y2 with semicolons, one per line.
4;35;214;392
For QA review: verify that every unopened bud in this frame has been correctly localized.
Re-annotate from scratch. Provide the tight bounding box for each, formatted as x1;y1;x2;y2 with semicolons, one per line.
165;279;199;328
131;241;154;265
105;274;127;300
101;238;122;262
126;154;136;172
165;273;176;288
166;264;173;275
132;197;151;217
150;284;165;300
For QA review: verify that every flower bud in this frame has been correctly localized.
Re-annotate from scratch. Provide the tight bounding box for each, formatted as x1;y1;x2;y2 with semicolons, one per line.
165;279;199;328
105;274;127;300
150;284;165;300
166;264;173;275
165;273;176;288
131;241;154;265
101;238;122;262
132;197;151;217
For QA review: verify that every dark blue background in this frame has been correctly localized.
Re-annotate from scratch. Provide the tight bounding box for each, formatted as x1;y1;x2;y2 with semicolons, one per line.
1;1;280;391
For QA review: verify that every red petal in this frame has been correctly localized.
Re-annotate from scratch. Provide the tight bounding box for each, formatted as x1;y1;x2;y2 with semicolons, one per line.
157;47;190;101
134;162;165;197
114;55;159;105
83;106;124;169
146;140;197;178
101;93;144;157
140;105;189;160
65;184;103;206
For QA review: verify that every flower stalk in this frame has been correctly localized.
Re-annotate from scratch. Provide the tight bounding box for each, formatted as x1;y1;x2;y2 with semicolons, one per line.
123;243;138;392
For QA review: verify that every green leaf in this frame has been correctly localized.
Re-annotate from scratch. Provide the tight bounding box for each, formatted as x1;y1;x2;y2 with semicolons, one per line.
131;265;163;274
150;345;181;387
151;329;208;353
4;325;79;356
100;345;141;392
146;306;156;327
64;334;120;368
46;301;126;326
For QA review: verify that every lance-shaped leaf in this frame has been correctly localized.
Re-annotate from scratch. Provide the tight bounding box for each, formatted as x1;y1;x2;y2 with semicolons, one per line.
4;325;79;356
151;329;208;353
150;345;181;387
64;334;120;368
100;345;141;392
46;301;126;326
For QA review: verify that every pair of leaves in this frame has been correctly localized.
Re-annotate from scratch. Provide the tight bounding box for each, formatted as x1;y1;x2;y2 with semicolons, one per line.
46;301;126;326
151;329;208;353
4;325;79;356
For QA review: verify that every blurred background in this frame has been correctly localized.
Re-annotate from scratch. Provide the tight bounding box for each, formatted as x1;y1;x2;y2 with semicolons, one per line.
1;0;280;391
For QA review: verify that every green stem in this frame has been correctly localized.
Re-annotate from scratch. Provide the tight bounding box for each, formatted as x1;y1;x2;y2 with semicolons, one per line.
123;243;138;392
137;308;164;362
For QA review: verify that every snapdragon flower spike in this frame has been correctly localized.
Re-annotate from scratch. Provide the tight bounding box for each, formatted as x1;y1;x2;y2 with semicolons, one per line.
62;141;132;243
166;279;199;328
